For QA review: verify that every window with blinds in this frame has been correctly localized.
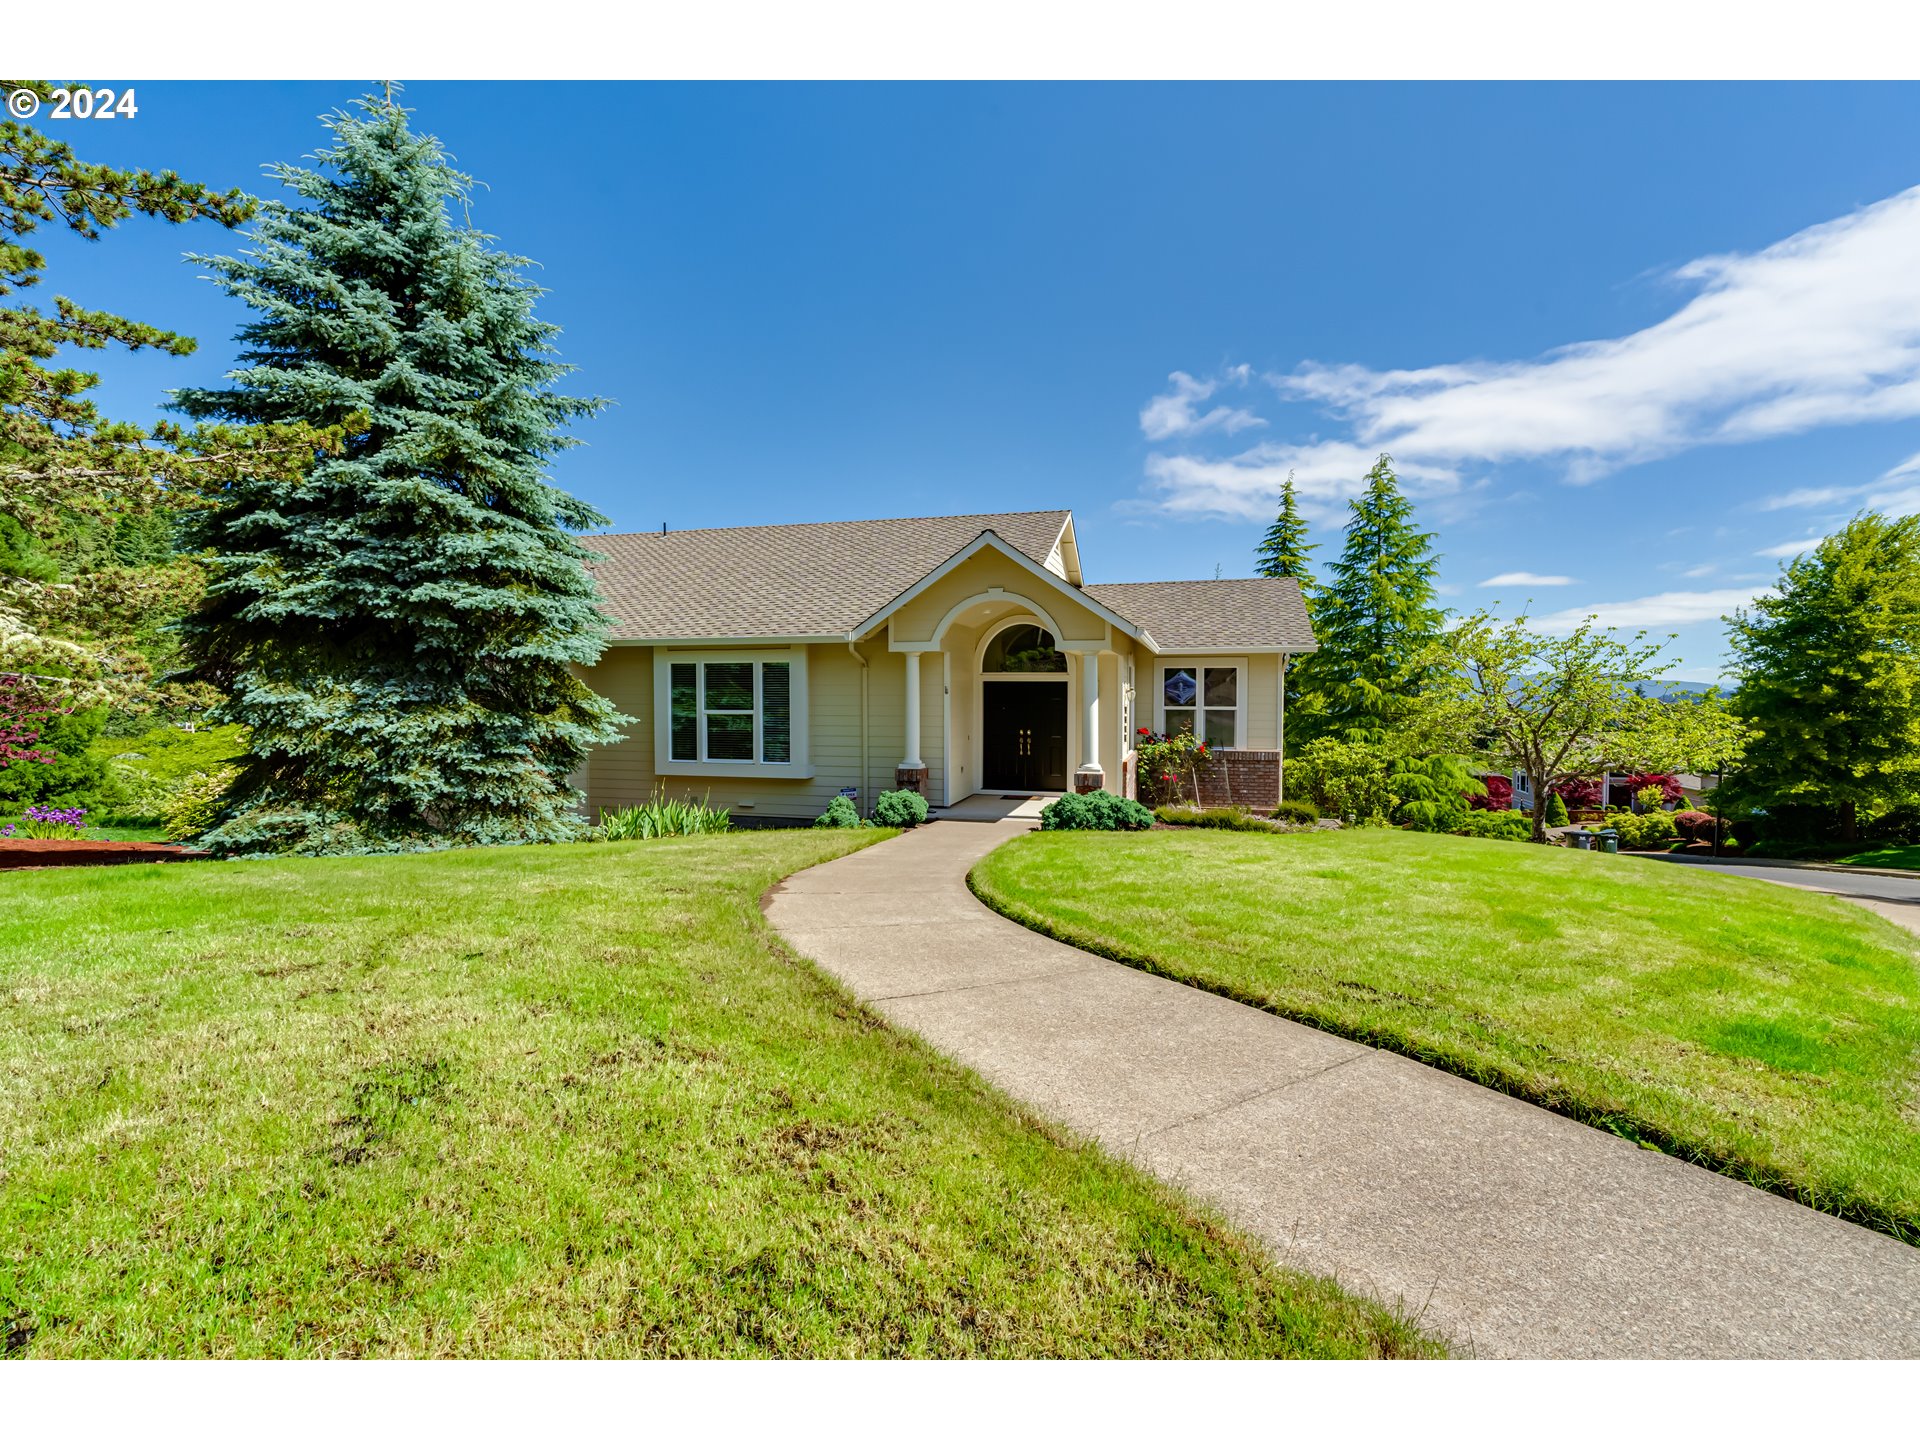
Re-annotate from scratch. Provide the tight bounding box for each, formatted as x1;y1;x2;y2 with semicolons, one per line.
667;659;795;764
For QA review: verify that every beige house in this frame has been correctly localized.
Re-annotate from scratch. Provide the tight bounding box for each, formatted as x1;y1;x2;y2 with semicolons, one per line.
578;510;1317;823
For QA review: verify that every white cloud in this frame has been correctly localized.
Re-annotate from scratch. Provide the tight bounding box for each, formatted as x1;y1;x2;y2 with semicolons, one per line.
1142;440;1459;522
1141;183;1920;518
1754;536;1823;558
1753;449;1920;523
1139;368;1267;442
1479;571;1575;587
1531;587;1769;634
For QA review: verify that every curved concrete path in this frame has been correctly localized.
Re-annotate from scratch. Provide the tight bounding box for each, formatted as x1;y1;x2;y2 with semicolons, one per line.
765;819;1920;1359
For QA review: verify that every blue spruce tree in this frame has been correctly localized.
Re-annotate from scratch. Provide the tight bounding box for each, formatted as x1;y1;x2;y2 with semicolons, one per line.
174;98;624;853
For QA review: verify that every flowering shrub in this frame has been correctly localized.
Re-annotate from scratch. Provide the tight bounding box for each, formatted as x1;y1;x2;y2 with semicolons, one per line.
1133;727;1211;805
15;804;87;839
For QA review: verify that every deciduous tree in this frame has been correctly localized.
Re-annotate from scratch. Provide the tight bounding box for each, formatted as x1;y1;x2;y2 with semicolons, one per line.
1440;612;1747;843
1724;513;1920;841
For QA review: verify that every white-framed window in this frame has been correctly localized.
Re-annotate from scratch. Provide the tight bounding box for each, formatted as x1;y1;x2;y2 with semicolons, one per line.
1156;658;1246;749
653;649;810;777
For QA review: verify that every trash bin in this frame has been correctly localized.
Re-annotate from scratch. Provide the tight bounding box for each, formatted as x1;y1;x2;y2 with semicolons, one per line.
1596;828;1619;855
1569;830;1592;851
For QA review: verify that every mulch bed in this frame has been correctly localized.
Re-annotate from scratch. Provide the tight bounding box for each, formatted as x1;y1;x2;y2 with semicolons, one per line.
0;837;208;870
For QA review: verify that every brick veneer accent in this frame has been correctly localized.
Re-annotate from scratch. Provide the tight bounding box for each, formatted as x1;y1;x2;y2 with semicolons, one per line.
894;764;929;796
1140;749;1282;811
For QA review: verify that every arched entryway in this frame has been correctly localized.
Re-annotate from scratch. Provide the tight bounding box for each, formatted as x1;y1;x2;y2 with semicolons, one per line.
978;620;1069;792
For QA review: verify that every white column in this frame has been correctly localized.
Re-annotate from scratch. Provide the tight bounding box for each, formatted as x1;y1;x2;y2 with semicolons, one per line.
1075;650;1103;788
902;650;923;768
1277;653;1287;804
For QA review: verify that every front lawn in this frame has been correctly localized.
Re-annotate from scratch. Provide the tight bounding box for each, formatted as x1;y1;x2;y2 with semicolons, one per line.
972;828;1920;1242
0;832;1433;1358
1835;845;1920;871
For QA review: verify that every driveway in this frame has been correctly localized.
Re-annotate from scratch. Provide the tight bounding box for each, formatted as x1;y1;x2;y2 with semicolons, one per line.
764;819;1920;1359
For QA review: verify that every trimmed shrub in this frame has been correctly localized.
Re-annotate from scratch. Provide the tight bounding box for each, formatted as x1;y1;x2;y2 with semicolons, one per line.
1546;793;1569;827
1672;809;1716;844
1600;809;1678;850
1272;799;1320;825
1040;790;1154;832
1155;804;1274;833
813;795;865;829
1449;810;1531;842
872;788;930;828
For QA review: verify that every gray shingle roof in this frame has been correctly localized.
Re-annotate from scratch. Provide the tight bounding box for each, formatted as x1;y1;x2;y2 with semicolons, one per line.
587;511;1070;640
1083;578;1318;652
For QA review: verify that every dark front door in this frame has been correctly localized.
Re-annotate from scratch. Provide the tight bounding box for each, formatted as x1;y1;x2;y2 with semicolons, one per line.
983;681;1069;792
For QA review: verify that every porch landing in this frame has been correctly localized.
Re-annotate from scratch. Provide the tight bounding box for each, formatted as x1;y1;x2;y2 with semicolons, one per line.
930;792;1058;823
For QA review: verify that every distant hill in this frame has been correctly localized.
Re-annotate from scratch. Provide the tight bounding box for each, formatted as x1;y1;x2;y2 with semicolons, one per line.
1636;679;1723;700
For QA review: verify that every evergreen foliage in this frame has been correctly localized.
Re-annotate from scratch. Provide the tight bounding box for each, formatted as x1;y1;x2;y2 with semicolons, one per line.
1724;513;1920;840
172;98;625;854
1299;454;1444;744
1253;472;1318;596
872;788;930;828
1;82;336;707
1255;472;1320;711
813;795;865;829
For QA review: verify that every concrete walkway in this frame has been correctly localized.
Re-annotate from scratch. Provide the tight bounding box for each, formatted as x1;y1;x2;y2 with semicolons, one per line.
764;820;1920;1359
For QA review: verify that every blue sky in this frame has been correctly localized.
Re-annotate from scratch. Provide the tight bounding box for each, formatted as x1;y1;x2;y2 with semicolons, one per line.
39;81;1920;679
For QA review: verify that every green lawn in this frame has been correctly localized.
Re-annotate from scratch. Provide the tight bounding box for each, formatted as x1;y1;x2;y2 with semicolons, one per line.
1835;845;1920;871
972;828;1920;1243
0;832;1434;1358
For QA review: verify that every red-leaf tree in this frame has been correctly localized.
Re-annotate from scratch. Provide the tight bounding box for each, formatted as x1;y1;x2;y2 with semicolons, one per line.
1620;772;1684;806
0;673;61;767
1467;773;1512;811
1551;776;1603;809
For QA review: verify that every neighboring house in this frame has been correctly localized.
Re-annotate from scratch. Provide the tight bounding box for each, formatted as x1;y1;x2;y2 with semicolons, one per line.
1509;771;1719;813
577;509;1317;823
